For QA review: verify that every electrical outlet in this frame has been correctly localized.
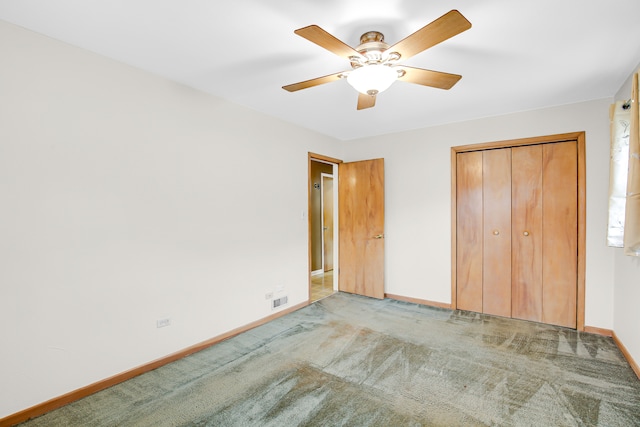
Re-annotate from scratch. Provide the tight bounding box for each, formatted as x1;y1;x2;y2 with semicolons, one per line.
156;318;171;328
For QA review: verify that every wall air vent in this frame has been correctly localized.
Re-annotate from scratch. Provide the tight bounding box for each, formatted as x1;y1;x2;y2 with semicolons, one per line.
272;296;288;309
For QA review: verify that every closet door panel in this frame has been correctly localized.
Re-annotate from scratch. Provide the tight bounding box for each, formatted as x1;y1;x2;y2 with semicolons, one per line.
482;148;512;317
511;145;543;322
457;151;483;312
542;141;578;328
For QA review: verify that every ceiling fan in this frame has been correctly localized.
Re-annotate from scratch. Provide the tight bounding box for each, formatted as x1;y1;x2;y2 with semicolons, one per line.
283;10;471;110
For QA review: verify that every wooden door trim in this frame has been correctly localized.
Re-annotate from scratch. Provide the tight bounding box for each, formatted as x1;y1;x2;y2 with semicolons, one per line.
451;132;586;331
576;132;586;331
452;131;584;153
308;153;342;303
309;152;343;164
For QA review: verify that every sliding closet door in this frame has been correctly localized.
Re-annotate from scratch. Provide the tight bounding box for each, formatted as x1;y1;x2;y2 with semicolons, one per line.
542;141;578;328
482;149;512;317
511;145;543;323
456;151;483;312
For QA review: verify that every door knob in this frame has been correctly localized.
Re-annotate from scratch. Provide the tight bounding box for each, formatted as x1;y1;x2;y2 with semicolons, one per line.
523;231;530;236
493;230;500;235
373;234;384;239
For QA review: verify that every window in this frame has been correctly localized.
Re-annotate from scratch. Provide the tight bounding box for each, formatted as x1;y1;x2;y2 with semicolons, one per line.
608;70;640;256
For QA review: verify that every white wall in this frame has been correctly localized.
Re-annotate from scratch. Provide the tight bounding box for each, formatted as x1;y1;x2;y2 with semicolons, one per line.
0;21;342;418
613;63;640;369
341;99;616;329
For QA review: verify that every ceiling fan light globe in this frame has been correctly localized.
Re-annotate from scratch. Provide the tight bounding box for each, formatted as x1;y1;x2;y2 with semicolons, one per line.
347;65;397;95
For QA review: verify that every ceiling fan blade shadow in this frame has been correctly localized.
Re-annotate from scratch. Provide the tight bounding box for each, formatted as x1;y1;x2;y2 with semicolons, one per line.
385;10;471;61
357;92;376;110
283;71;347;92
295;25;364;61
206;53;318;85
396;66;461;89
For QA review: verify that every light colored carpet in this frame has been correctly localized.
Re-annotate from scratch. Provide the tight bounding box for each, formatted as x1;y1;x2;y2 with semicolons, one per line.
20;293;640;426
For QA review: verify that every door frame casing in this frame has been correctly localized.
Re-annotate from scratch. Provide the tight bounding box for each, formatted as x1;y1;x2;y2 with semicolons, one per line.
450;132;586;331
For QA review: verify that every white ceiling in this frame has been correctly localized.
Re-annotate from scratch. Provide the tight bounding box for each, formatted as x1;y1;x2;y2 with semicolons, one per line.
2;1;640;140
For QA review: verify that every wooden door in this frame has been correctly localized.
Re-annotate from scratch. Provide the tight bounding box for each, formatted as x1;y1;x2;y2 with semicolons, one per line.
338;159;385;299
457;149;512;316
541;141;577;328
322;175;334;272
482;148;512;317
510;143;578;328
456;140;578;328
456;151;483;312
511;145;544;322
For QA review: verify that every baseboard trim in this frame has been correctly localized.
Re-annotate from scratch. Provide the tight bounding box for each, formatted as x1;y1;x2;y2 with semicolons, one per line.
0;301;309;427
385;293;451;310
583;326;613;337
612;331;640;380
583;327;639;380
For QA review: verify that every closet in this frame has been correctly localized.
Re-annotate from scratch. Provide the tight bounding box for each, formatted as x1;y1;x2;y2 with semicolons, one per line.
455;138;580;329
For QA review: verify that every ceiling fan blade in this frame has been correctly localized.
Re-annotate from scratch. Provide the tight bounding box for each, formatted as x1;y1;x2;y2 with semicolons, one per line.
282;71;346;92
357;92;376;110
385;10;471;61
396;66;462;89
295;25;364;61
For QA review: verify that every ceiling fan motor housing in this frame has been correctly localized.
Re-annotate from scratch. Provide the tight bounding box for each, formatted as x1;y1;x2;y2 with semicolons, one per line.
351;31;391;68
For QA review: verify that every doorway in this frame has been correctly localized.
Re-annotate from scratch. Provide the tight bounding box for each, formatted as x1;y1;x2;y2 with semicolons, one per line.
309;155;339;302
321;173;334;273
308;153;386;303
